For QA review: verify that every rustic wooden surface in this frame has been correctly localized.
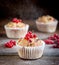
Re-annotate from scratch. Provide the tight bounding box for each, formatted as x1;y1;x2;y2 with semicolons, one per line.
0;55;59;65
0;32;59;65
0;20;59;65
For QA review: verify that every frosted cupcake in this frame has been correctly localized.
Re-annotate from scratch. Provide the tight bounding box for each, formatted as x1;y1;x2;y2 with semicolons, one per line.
4;18;29;38
36;15;58;33
17;31;45;59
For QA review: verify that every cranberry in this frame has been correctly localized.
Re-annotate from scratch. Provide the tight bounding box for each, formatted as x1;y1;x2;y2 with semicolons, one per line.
5;42;13;48
44;33;59;48
8;43;13;48
57;39;59;42
57;36;59;39
48;36;54;40
26;33;30;37
30;34;33;38
54;33;59;39
12;18;17;22
4;40;16;48
53;45;59;48
57;42;59;45
15;19;20;23
9;40;16;45
25;36;30;40
44;39;54;44
13;41;16;45
33;34;37;38
53;45;57;48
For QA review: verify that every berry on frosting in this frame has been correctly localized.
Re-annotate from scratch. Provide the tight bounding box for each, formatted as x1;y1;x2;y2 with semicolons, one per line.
12;18;22;23
12;18;17;22
33;34;37;38
24;31;37;42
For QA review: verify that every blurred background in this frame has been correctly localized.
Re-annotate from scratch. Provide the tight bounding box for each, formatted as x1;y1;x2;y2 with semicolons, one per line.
0;0;59;34
0;0;59;20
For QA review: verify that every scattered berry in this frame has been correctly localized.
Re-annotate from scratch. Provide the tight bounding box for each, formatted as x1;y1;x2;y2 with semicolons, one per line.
44;39;54;44
54;33;58;38
5;42;13;48
44;33;59;48
4;40;16;48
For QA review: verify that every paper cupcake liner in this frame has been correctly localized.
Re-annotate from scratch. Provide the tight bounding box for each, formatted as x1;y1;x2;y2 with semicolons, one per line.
4;24;29;38
36;20;58;33
17;41;45;59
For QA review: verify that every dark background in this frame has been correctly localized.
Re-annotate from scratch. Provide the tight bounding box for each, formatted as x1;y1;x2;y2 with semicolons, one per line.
0;0;59;20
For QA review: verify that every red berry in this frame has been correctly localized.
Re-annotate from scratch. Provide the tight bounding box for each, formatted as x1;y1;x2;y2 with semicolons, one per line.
57;39;59;42
4;40;16;48
9;40;13;43
13;41;16;45
10;40;16;45
54;33;58;37
5;42;9;47
26;34;30;37
54;33;59;39
30;34;33;38
48;36;57;41
57;36;59;39
53;44;59;48
25;36;30;40
12;18;17;22
8;43;13;48
57;42;59;45
16;19;20;23
53;45;57;48
53;37;57;40
5;42;13;48
44;40;49;44
33;34;37;38
44;39;54;44
48;36;53;40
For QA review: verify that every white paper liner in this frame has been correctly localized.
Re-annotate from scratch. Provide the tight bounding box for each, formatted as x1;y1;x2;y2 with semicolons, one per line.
36;20;58;33
17;41;45;59
4;24;29;38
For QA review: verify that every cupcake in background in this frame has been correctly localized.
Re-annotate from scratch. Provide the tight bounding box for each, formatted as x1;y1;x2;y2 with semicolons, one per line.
36;15;58;33
4;18;29;38
17;31;45;59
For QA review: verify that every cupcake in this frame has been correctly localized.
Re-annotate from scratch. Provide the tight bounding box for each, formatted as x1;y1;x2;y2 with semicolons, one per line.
36;15;58;33
4;18;29;38
17;31;45;59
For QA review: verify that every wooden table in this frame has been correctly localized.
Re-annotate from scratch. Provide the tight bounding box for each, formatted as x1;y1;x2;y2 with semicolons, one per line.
0;32;59;65
0;20;59;65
